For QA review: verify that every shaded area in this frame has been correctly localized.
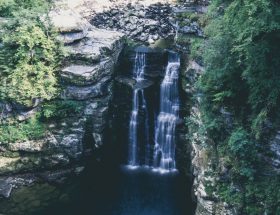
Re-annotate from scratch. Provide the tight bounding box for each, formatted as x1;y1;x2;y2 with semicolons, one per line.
0;155;195;215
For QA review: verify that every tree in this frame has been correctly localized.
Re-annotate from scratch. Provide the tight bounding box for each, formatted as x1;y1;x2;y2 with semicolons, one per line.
0;0;62;106
196;0;280;213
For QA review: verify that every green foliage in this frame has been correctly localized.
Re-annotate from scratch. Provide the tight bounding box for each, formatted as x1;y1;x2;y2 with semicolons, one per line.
0;0;63;106
189;38;204;62
0;116;46;143
191;0;280;213
0;24;59;106
227;128;257;180
0;0;15;17
0;0;49;17
41;100;84;121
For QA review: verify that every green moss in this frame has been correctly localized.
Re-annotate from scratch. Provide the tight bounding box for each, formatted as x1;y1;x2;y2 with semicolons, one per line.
0;116;46;144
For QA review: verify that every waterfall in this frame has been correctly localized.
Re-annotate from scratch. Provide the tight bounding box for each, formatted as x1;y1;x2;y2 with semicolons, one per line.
174;21;179;44
128;50;180;173
153;52;180;173
128;52;148;167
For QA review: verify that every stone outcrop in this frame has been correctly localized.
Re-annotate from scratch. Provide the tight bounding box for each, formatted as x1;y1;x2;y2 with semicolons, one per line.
0;3;124;185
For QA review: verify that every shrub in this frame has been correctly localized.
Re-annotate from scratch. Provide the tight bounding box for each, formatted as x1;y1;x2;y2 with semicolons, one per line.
0;116;45;143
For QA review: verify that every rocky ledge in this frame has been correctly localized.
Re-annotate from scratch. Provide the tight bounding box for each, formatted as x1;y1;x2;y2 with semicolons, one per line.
91;1;204;44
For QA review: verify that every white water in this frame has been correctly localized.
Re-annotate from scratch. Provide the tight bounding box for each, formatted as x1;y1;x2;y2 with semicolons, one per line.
128;51;180;173
153;52;180;173
128;52;148;167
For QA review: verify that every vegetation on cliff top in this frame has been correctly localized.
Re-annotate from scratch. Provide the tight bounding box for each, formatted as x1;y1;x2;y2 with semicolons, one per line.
192;0;280;214
0;0;62;106
0;0;65;143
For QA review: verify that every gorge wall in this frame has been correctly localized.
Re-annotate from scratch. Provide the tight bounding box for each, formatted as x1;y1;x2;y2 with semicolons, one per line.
183;61;236;215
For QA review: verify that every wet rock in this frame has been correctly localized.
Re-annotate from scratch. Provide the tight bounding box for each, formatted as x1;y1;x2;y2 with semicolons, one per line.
91;106;109;133
115;76;137;88
74;166;85;174
148;37;155;44
0;178;13;198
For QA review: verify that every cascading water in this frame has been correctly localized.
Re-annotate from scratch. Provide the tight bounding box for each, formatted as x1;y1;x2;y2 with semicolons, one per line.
128;50;180;173
153;52;180;173
128;52;148;167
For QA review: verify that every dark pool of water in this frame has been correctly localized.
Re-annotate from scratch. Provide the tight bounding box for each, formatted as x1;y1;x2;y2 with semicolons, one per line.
0;157;195;215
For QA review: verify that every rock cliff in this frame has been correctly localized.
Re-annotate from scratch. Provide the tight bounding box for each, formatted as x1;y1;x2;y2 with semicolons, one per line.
183;60;236;215
0;1;124;197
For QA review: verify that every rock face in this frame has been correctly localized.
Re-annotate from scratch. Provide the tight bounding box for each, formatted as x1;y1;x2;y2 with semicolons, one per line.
183;60;236;215
0;3;124;180
51;5;125;153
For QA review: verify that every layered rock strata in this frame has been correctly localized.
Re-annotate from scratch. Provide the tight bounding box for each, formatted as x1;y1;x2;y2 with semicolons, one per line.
0;4;124;197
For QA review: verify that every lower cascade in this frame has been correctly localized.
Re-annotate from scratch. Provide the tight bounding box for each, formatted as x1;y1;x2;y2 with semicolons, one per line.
153;52;180;172
128;50;180;173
